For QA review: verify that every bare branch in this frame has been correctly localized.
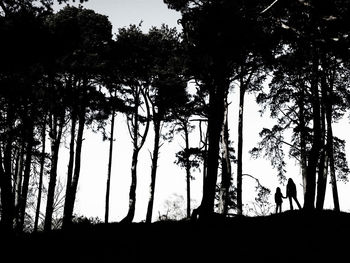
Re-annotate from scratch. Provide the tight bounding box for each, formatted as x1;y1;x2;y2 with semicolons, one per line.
260;0;279;14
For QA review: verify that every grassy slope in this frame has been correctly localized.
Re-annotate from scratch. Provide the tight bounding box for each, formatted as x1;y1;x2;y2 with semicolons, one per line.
4;210;350;262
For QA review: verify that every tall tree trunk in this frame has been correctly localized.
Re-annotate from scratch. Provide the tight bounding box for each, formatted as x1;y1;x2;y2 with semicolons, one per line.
122;87;150;223
146;119;161;223
0;143;15;232
298;88;308;197
325;73;339;211
122;88;140;223
63;110;85;228
44;113;64;231
184;123;191;219
237;80;245;215
14;142;24;226
316;76;328;210
304;53;321;211
62;112;77;228
199;120;208;194
105;109;116;223
199;79;227;218
219;98;231;215
0;106;15;231
17;121;34;232
34;118;46;232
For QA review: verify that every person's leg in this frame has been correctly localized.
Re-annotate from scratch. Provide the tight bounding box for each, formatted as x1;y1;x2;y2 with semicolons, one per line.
289;197;293;210
294;196;302;209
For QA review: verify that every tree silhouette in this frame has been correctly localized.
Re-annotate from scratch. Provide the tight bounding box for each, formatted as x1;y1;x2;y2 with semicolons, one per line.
165;0;272;218
112;25;151;223
144;25;189;223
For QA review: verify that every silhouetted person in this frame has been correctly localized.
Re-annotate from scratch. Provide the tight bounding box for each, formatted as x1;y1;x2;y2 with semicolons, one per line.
286;178;302;210
274;187;285;213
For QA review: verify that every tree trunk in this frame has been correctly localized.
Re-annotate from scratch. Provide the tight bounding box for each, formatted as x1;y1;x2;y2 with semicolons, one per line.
325;74;339;211
184;123;192;219
219;97;231;215
17;121;34;232
304;53;321;211
34;118;46;232
297;88;308;197
0;106;16;231
122;86;150;223
199;79;227;218
316;77;328;210
62;112;77;228
237;80;245;215
122;89;140;223
14;142;24;226
44;113;64;231
0;143;15;232
146;119;161;223
63;110;85;228
105;109;116;223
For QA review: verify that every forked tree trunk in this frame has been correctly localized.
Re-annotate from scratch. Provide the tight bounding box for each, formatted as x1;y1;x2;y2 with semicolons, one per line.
122;87;150;223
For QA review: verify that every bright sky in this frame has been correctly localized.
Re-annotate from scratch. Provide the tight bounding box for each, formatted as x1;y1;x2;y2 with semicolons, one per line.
52;0;350;223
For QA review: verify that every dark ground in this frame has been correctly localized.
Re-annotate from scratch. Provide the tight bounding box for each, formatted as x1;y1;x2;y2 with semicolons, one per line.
2;210;350;262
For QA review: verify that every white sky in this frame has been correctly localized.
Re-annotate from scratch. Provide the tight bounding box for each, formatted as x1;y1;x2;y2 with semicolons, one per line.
51;0;350;223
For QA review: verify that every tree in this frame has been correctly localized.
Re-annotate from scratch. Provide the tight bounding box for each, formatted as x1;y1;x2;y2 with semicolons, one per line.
112;25;151;223
253;0;350;210
165;0;271;218
42;5;112;230
144;25;189;223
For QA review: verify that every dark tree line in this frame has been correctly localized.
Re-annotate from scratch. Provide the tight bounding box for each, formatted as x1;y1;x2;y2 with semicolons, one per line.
1;0;350;233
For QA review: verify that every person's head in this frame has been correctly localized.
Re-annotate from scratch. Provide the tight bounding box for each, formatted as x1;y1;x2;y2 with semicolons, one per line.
288;178;293;184
276;187;281;193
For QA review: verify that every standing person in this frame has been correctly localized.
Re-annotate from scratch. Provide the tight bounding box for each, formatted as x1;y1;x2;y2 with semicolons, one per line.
286;178;302;210
274;187;285;213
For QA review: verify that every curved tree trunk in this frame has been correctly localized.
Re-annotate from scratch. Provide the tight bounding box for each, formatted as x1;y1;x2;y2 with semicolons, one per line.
146;119;161;223
122;86;150;223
